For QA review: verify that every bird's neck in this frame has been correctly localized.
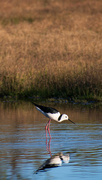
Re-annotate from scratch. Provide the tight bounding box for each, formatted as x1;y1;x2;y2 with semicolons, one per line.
58;114;63;121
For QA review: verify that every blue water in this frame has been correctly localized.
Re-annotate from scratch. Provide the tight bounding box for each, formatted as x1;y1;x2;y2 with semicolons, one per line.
0;102;102;180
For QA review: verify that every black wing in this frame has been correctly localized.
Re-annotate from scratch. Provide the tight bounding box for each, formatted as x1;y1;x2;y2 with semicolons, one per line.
32;102;58;114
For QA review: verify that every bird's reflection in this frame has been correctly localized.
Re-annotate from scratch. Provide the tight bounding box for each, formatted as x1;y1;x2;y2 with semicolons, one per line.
36;152;70;173
36;125;70;173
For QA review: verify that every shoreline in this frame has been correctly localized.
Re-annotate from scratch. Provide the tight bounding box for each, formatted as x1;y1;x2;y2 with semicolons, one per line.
0;95;101;108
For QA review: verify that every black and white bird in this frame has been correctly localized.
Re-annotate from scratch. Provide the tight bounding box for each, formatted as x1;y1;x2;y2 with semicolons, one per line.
35;152;70;173
32;102;75;138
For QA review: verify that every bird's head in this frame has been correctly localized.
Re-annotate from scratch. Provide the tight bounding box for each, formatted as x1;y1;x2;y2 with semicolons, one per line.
58;114;68;122
59;114;75;124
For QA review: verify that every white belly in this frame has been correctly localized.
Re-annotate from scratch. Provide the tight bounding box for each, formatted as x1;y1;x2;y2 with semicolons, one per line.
47;112;60;121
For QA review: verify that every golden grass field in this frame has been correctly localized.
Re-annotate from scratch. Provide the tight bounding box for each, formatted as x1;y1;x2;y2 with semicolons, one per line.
0;0;102;100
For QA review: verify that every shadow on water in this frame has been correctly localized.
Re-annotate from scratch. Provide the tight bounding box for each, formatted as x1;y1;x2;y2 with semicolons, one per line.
0;101;102;179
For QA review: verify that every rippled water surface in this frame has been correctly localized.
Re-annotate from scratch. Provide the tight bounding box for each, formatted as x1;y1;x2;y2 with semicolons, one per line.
0;101;102;180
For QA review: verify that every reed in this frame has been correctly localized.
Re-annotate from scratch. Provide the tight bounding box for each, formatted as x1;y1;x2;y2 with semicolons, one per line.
0;0;102;100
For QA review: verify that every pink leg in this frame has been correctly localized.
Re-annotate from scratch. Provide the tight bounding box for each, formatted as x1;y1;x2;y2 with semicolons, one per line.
45;119;50;140
45;119;51;139
47;119;51;139
45;119;52;155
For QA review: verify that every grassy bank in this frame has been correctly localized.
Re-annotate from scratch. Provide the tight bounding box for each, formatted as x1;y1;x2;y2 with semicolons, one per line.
0;0;102;100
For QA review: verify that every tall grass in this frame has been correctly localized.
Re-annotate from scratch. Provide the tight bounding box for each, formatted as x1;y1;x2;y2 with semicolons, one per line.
0;0;102;100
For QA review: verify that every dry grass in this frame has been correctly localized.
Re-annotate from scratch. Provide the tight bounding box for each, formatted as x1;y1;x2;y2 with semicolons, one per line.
0;0;102;100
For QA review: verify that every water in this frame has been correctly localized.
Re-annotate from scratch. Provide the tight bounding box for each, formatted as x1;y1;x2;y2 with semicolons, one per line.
0;101;102;180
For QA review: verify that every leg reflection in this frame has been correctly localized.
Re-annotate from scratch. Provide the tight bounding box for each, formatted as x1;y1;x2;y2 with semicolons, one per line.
46;137;52;157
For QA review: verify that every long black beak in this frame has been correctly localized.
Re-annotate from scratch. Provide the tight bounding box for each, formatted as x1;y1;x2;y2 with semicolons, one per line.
68;119;75;124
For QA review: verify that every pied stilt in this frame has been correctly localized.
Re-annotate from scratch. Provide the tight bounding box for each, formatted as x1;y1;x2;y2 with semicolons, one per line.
32;102;75;138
